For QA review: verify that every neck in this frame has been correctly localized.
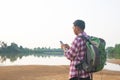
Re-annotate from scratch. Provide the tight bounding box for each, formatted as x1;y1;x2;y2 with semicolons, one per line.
77;30;84;35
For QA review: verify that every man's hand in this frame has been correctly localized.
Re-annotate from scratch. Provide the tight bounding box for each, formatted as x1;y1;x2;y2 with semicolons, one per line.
61;44;70;50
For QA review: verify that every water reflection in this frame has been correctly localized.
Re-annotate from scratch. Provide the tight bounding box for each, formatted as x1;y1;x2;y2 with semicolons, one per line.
0;53;23;62
0;52;63;63
0;55;70;66
0;54;120;72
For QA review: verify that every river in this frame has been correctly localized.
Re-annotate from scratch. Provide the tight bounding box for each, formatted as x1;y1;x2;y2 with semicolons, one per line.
0;55;120;71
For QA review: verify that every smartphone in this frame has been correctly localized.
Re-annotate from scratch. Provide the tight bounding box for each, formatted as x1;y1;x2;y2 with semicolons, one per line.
59;41;64;44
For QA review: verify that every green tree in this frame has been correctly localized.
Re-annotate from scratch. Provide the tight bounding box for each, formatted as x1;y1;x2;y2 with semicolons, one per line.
106;44;120;59
106;47;114;58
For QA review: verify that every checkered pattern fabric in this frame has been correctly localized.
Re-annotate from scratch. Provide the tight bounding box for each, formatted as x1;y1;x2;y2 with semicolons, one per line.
64;33;90;79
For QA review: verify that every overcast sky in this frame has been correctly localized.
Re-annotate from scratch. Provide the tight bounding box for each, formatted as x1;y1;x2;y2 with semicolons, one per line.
0;0;120;48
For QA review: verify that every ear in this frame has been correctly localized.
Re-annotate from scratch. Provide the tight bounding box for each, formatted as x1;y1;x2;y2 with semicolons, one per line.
76;26;83;33
76;26;80;31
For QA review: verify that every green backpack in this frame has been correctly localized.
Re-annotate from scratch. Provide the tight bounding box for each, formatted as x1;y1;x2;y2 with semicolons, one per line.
76;36;106;73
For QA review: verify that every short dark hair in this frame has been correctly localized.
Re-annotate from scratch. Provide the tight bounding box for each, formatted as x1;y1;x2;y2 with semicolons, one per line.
73;20;85;30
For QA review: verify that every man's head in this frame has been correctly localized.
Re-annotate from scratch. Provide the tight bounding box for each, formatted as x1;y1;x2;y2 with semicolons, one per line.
73;20;85;35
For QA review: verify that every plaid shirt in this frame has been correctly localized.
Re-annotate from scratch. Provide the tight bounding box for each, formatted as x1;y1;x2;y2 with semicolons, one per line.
64;32;90;79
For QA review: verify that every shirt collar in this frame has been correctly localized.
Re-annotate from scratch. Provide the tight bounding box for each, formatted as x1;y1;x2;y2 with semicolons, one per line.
78;33;82;36
77;32;88;37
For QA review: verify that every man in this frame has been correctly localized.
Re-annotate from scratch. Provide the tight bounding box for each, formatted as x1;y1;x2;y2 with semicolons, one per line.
61;20;91;80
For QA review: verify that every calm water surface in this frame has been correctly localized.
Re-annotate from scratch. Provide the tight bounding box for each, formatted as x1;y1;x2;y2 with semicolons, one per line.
0;55;70;66
0;55;120;71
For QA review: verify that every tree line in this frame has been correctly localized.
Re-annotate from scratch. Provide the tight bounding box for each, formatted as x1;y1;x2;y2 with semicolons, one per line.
0;41;63;62
106;44;120;59
0;41;120;63
0;41;63;54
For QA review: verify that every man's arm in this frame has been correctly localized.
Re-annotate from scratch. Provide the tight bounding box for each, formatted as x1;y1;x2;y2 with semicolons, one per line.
64;38;80;61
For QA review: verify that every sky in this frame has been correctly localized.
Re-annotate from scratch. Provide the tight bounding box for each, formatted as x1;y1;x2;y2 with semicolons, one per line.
0;0;120;49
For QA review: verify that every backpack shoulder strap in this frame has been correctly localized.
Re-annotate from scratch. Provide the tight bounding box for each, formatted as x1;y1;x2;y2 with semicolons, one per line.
79;36;91;44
